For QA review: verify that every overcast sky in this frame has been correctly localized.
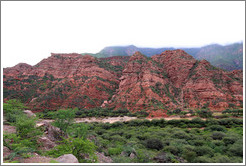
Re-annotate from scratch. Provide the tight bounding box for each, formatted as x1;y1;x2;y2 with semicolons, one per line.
1;1;245;68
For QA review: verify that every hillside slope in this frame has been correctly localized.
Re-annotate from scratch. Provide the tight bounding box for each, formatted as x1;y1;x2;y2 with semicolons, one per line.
3;50;243;116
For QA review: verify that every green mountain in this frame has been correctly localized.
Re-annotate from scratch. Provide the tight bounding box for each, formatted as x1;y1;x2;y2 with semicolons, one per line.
192;43;243;71
95;42;243;71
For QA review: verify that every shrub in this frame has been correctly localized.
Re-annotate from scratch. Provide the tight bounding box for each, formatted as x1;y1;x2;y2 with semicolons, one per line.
67;123;88;139
163;145;179;155
195;146;213;157
135;149;155;163
196;109;213;118
173;109;182;114
145;138;163;150
15;115;41;139
211;131;226;140
211;154;231;163
46;137;97;163
227;141;243;157
172;131;190;140
108;147;122;156
110;135;126;143
194;155;213;163
223;136;237;146
204;125;226;132
182;149;197;162
218;118;234;127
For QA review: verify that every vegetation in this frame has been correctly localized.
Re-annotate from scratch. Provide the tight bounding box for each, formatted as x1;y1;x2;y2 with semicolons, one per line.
3;99;27;123
86;118;243;163
50;109;76;134
196;109;213;118
45;112;97;163
37;108;149;119
3;100;42;160
3;99;243;163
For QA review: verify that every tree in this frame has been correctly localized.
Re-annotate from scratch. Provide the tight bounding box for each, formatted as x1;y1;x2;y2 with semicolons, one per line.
52;109;76;134
3;99;27;123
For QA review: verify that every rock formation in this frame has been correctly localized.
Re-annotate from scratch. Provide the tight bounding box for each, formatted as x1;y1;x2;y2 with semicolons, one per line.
3;50;243;117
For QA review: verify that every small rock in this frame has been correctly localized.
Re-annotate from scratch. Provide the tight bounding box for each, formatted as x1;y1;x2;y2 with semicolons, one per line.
23;110;36;117
129;153;136;158
56;154;79;163
96;152;112;163
186;113;192;117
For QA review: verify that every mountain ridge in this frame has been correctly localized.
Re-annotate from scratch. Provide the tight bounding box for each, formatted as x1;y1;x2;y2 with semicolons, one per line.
96;42;243;71
3;49;243;117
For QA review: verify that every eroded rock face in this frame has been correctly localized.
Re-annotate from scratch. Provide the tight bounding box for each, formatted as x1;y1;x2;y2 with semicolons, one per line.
3;53;122;111
3;51;243;117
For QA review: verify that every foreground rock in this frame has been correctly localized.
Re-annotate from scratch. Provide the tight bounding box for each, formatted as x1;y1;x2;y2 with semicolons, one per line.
41;122;64;142
37;136;56;151
56;154;79;163
96;152;113;163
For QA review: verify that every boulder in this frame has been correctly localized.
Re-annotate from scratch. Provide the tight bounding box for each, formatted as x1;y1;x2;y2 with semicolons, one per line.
42;122;64;142
37;136;56;150
56;154;79;163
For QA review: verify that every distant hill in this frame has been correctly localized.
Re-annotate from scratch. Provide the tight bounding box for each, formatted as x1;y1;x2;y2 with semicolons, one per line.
192;43;243;71
97;42;243;71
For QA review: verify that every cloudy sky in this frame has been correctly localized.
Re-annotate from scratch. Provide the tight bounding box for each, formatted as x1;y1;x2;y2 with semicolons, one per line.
1;1;245;68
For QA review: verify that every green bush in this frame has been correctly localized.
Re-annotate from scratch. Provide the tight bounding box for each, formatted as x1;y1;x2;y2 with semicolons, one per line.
182;149;197;162
194;155;213;163
15;115;41;139
46;137;97;163
223;136;237;146
204;125;226;132
135;149;155;163
67;123;88;139
227;141;243;157
3;99;26;123
195;146;213;157
108;147;122;156
196;109;213;118
211;131;226;140
145;138;163;150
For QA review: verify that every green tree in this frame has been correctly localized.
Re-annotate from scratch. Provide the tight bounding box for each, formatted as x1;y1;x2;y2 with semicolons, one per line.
3;99;27;123
52;109;76;134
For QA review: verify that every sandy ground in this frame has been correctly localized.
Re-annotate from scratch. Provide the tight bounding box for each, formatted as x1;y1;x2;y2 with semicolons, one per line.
75;116;137;123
